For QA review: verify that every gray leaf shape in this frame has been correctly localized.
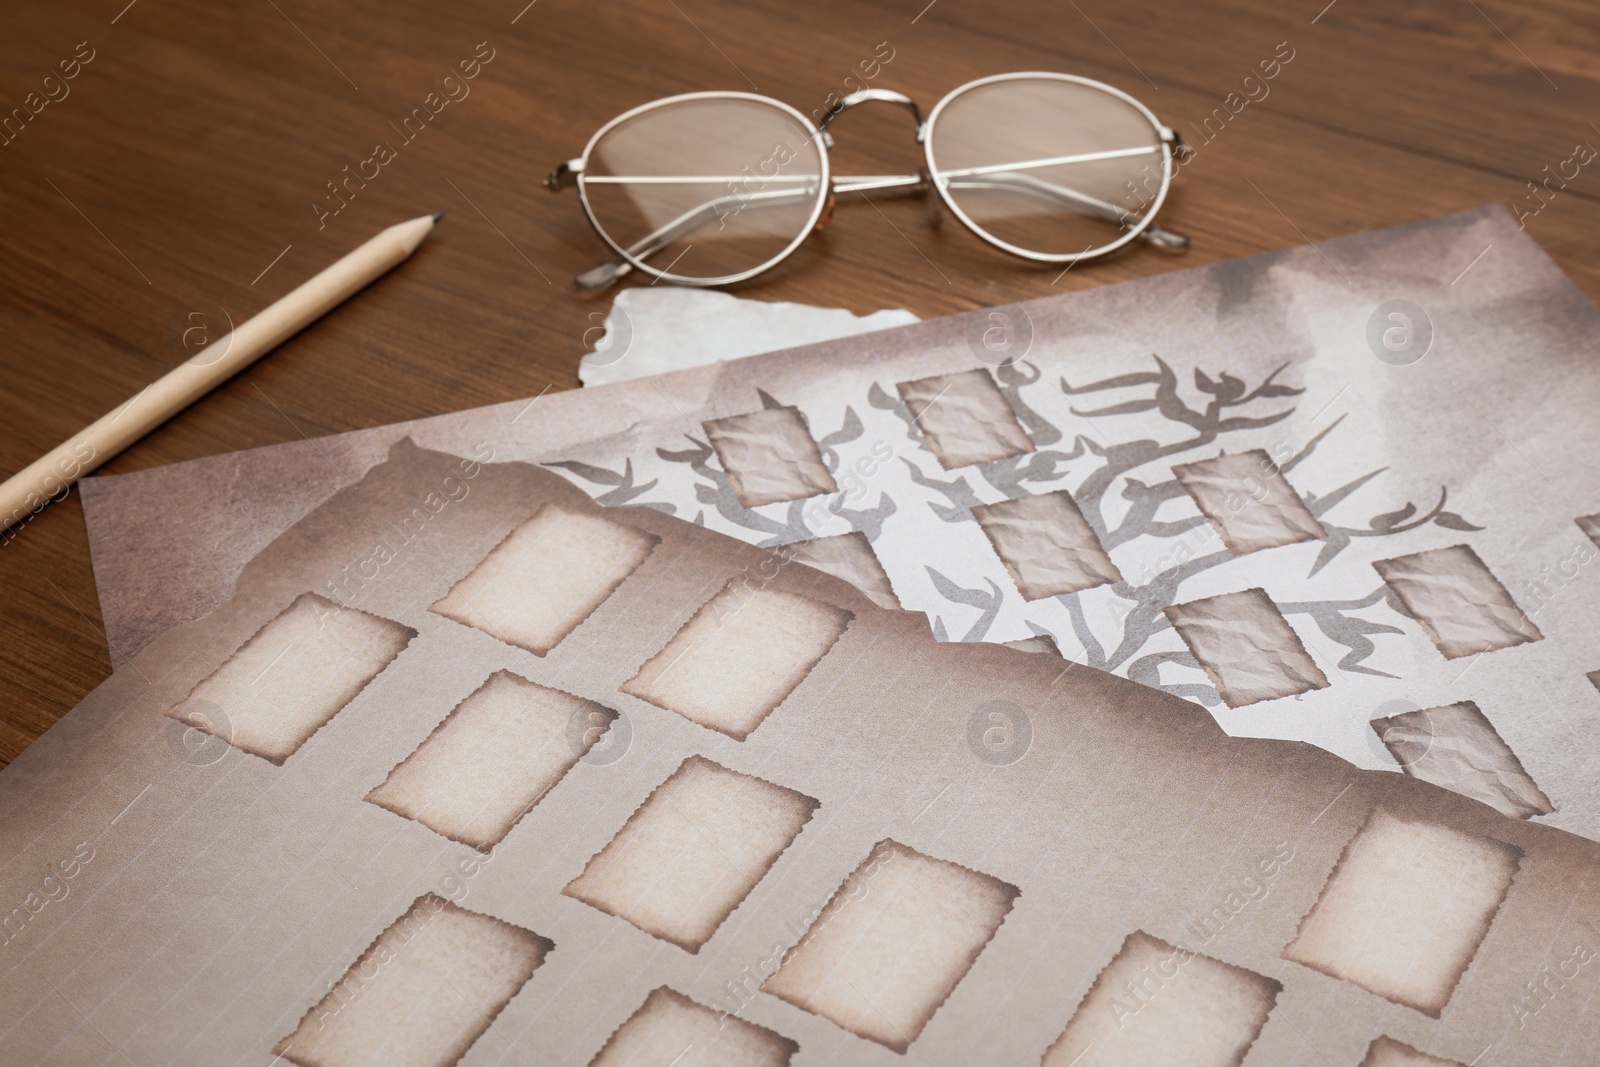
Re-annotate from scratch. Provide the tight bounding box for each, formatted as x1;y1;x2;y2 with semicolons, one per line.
925;566;1004;642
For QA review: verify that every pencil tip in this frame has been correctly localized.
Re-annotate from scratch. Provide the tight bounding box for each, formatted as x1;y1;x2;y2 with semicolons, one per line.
431;211;446;223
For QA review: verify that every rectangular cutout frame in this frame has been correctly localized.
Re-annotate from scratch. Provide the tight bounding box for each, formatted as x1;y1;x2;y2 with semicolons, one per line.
762;839;1018;1053
1173;449;1326;555
589;986;798;1067
1359;1036;1467;1067
1042;930;1281;1067
1374;544;1540;659
1164;588;1329;708
621;582;851;740
430;503;658;656
564;756;819;953
275;893;552;1067
1282;808;1522;1017
897;369;1033;469
704;406;838;508
972;489;1122;599
1371;701;1553;819
169;592;415;765
365;670;617;849
784;531;900;610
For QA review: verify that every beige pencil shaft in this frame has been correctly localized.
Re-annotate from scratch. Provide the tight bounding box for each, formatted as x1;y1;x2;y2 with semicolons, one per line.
0;215;436;536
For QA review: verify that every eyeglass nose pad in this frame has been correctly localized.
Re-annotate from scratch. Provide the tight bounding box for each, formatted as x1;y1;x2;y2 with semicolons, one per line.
812;189;838;234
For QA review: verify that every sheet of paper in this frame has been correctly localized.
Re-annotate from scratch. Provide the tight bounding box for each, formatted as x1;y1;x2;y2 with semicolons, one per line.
576;286;919;388
5;441;1597;1065
77;206;1600;843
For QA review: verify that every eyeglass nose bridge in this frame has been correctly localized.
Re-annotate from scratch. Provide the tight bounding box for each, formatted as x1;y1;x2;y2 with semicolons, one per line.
815;89;926;147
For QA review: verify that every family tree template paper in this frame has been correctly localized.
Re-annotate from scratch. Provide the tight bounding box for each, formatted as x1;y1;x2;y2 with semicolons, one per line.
78;206;1600;842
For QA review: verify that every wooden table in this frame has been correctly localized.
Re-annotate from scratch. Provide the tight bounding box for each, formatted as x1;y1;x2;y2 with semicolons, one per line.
1;0;1596;766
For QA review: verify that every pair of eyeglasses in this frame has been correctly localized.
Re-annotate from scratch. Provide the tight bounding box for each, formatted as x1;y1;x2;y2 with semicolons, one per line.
546;72;1189;290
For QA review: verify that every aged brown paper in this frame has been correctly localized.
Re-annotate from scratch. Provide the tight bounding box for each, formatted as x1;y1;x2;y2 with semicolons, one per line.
3;441;1598;1065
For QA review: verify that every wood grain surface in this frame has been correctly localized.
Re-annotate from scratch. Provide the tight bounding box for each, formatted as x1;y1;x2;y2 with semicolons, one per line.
1;0;1597;766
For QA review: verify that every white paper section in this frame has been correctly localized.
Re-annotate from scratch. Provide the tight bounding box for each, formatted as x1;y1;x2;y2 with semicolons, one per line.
577;286;919;387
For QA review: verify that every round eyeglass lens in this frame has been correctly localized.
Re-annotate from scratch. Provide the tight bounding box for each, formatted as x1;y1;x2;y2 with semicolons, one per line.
580;95;827;283
926;76;1167;259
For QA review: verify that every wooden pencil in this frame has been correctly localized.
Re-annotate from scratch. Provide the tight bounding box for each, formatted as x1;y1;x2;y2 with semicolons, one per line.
0;212;443;536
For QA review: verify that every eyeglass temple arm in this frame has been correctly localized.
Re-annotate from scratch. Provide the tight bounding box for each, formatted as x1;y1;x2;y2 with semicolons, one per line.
940;171;1188;251
546;160;823;289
